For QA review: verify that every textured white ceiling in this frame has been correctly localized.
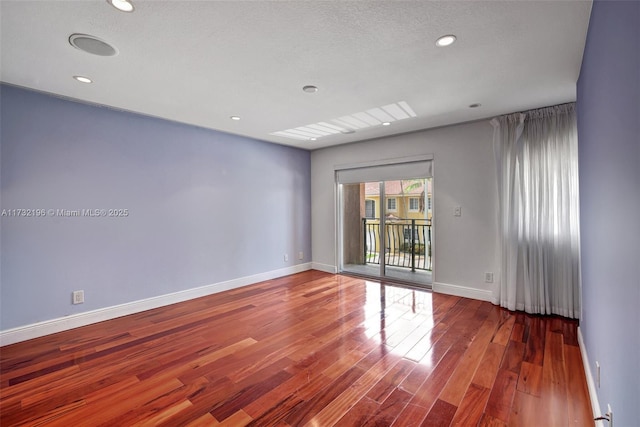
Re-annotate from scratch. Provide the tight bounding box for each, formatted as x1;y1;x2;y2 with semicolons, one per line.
0;0;592;150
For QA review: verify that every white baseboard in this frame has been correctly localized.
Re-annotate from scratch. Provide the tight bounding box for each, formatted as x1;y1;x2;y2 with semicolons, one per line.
311;262;337;274
0;263;312;347
578;327;603;427
432;281;494;302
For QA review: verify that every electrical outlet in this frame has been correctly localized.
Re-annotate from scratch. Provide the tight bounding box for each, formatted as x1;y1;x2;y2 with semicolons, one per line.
72;290;84;304
453;206;462;217
284;253;289;262
596;361;600;388
298;251;304;260
485;272;494;283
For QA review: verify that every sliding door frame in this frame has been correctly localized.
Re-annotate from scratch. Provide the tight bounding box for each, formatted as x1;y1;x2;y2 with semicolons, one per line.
334;155;435;287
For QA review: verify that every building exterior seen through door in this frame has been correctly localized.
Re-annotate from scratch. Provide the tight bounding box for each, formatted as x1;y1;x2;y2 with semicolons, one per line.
339;177;433;287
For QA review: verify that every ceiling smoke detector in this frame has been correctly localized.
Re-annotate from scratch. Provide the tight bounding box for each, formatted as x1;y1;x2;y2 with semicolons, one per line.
69;34;118;56
302;85;318;93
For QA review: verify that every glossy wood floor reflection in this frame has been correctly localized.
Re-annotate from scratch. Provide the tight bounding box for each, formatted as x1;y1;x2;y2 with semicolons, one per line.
1;271;592;426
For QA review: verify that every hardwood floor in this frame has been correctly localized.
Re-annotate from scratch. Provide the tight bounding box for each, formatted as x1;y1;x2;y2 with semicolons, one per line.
1;271;593;426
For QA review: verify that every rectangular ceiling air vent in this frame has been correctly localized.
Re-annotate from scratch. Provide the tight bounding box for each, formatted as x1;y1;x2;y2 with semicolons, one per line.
270;101;417;141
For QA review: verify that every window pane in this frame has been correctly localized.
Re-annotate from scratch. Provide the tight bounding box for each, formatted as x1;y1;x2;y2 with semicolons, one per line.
365;200;375;218
387;198;396;211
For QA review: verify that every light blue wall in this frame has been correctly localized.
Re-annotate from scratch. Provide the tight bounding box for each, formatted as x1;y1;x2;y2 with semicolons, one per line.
0;84;311;330
577;1;640;425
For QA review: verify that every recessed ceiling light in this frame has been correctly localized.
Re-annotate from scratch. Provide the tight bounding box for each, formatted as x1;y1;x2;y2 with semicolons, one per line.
382;122;391;126
469;103;481;108
302;85;318;93
310;137;317;141
73;75;92;83
435;34;457;47
230;116;241;121
107;0;134;12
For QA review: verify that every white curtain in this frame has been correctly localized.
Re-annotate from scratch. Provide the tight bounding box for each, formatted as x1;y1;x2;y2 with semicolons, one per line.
492;103;581;318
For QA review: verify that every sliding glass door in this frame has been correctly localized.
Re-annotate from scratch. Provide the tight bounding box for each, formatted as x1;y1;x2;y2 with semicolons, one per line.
381;179;432;285
337;159;433;287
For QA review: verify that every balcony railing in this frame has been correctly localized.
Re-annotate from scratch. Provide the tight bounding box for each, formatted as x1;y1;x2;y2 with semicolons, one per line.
363;218;432;271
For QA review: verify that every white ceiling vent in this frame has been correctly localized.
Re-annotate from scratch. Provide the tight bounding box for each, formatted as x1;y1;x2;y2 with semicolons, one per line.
69;34;118;56
271;101;417;141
